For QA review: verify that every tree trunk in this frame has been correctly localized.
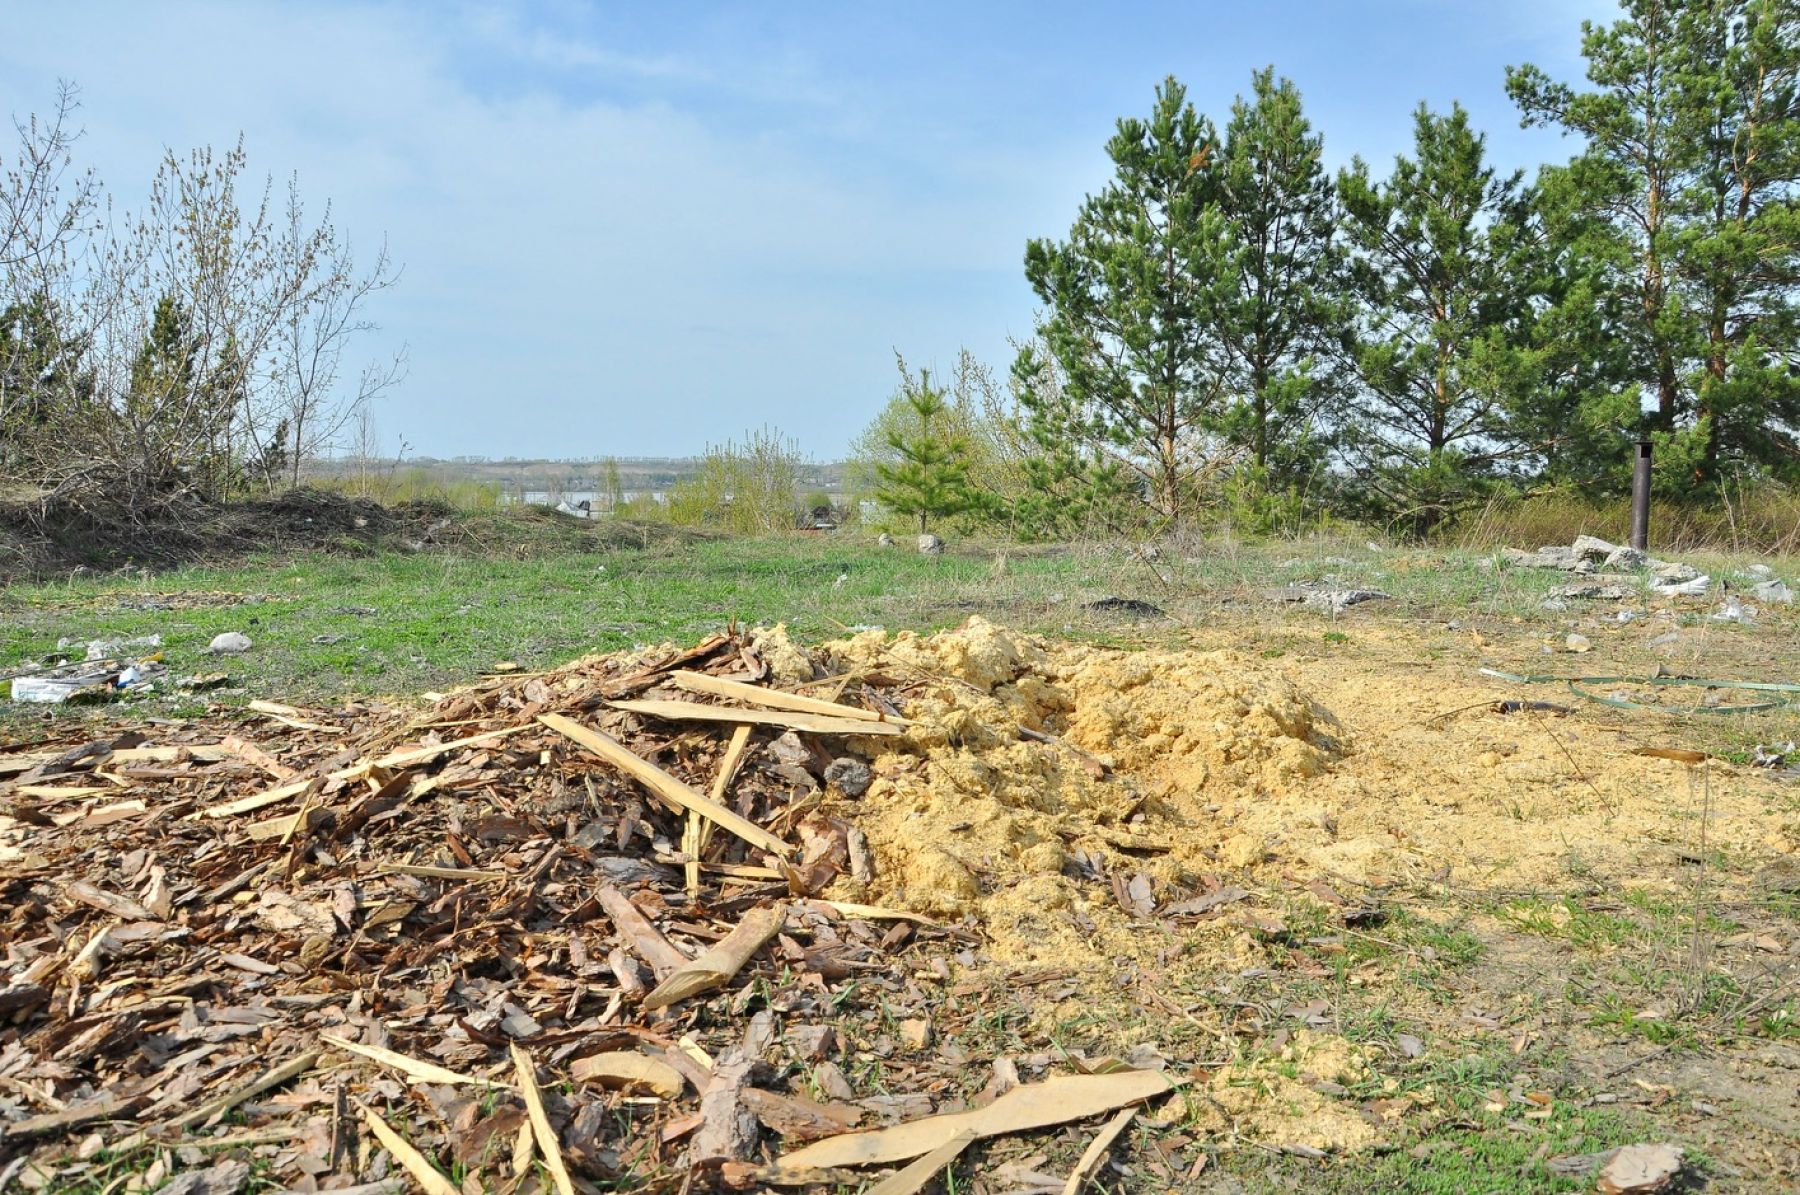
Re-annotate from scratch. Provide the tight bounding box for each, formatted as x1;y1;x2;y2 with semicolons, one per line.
1253;361;1269;469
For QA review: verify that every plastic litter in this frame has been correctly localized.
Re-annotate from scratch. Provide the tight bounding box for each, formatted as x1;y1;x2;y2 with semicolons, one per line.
1751;579;1793;604
1481;667;1800;715
1649;574;1710;598
1710;596;1756;623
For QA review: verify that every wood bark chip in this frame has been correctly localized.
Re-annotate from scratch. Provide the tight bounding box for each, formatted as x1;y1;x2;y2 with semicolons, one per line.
66;880;155;922
596;885;688;979
739;1088;863;1142
643;904;787;1010
692;1047;760;1165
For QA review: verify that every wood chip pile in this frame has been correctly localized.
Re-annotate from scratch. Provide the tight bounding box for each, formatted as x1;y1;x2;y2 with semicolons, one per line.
0;629;1178;1193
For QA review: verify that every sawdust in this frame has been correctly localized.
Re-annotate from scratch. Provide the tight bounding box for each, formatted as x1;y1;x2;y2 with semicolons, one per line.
1176;1031;1381;1152
813;616;1794;1154
819;615;1792;963
748;622;818;686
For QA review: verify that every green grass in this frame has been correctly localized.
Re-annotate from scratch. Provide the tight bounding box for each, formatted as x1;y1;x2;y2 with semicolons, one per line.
0;534;1596;726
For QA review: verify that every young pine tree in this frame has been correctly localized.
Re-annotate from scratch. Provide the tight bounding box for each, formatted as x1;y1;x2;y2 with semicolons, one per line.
1506;0;1800;486
875;371;973;534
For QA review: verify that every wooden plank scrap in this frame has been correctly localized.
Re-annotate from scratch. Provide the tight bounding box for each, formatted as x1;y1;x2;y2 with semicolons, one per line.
671;670;909;725
321;1034;507;1089
568;1051;685;1098
609;698;903;737
773;1070;1178;1172
355;1099;461;1195
202;725;527;819
1060;1106;1138;1194
538;714;789;857
644;904;787;1010
376;863;506;883
0;1095;140;1141
688;723;753;894
165;1051;322;1132
866;1129;979;1195
510;1043;576;1195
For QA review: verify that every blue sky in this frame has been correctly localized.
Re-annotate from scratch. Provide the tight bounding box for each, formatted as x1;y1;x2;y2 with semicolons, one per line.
3;1;1617;460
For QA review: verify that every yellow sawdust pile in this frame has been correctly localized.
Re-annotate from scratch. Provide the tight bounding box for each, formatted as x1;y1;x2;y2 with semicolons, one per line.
1174;1030;1381;1152
819;617;1335;956
815;617;1792;961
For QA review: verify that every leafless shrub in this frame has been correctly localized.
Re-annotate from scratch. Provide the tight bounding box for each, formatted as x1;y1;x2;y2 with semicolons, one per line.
1;90;398;529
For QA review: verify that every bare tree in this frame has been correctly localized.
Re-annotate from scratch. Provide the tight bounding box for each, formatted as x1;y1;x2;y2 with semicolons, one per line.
0;83;97;272
1;84;100;480
275;180;405;488
0;97;401;525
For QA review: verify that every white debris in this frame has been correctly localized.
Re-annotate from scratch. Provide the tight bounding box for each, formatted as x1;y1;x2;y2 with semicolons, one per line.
208;631;254;654
1751;579;1793;604
1650;574;1710;598
1710;596;1756;623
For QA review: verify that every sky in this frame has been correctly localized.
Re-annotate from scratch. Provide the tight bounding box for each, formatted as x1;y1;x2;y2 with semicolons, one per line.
2;1;1620;461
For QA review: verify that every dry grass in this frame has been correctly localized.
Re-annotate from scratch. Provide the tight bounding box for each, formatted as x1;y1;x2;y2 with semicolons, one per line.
312;468;504;510
1457;486;1800;555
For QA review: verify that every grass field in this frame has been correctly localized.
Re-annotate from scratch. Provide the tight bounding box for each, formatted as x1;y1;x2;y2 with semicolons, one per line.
4;528;1799;1192
0;532;1651;715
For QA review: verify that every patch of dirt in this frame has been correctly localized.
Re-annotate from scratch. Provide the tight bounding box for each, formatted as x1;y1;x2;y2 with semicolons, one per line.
0;488;707;581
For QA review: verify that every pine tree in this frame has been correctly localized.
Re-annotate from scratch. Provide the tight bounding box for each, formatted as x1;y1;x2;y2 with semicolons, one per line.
875;371;973;533
1020;76;1235;523
0;293;91;469
1214;68;1348;487
1671;0;1800;479
1508;0;1800;485
1337;104;1536;533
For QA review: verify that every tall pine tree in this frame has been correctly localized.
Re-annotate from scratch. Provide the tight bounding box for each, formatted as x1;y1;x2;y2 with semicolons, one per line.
1214;68;1348;488
1508;0;1800;486
1338;104;1536;533
1020;76;1235;523
1672;0;1800;479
